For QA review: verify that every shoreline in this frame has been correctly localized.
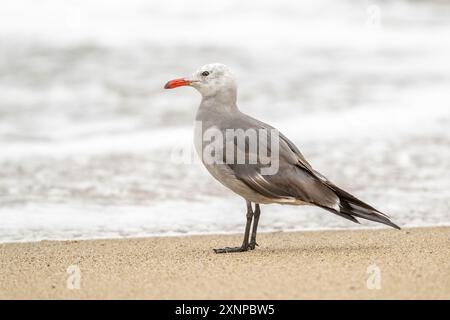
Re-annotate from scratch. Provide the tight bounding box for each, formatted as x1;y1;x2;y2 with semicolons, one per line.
1;226;449;299
3;223;450;245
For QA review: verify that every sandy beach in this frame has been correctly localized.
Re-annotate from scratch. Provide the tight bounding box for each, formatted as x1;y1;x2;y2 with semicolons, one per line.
0;226;449;299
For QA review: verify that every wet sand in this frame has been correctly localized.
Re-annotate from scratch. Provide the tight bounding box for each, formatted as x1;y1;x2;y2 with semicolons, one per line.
0;227;449;299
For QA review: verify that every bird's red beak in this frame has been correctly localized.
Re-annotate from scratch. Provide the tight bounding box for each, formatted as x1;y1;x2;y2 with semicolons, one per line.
164;78;191;89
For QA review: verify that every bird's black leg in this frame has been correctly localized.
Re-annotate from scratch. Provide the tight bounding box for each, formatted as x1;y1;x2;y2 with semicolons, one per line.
248;203;260;250
213;201;253;254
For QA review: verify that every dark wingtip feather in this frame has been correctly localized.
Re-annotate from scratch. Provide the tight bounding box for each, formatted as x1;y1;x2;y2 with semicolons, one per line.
320;183;401;230
315;198;401;229
339;201;401;230
387;221;401;230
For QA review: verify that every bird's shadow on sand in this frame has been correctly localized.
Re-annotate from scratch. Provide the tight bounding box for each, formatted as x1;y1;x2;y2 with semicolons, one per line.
258;243;388;255
205;243;388;257
213;242;389;255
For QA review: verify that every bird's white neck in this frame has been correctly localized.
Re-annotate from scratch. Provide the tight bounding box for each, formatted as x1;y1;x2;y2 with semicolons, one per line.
201;86;237;107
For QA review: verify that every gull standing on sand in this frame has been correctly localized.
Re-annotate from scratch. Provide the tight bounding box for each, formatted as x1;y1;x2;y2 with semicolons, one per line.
164;63;400;253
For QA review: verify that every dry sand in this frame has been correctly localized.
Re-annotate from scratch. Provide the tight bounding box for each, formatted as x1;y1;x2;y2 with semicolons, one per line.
0;227;449;299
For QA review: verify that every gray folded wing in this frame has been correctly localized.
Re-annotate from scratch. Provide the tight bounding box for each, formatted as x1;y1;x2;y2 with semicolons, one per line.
222;114;340;210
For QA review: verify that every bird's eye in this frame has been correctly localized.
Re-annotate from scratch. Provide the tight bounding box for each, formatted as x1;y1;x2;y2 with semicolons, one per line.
201;71;210;77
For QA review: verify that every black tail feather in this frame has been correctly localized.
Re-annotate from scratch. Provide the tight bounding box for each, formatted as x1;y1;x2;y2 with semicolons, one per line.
323;185;401;230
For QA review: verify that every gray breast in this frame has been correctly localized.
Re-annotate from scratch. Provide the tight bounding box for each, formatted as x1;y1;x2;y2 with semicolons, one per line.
203;162;277;204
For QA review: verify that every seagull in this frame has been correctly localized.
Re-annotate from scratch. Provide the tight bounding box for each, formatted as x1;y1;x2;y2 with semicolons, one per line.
164;63;400;253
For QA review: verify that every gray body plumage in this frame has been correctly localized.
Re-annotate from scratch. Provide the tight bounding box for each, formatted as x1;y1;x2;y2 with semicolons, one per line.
195;102;332;206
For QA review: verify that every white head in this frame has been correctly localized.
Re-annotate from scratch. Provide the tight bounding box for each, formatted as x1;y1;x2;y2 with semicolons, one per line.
164;63;237;101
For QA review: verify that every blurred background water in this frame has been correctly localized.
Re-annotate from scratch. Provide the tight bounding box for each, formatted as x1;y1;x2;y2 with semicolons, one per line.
0;0;449;242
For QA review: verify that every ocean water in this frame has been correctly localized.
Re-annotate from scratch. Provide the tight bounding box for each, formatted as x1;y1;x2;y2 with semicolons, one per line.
0;0;449;242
